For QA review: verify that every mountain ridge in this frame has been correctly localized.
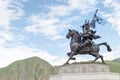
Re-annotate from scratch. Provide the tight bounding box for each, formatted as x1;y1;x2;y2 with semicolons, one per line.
0;56;56;80
112;58;120;63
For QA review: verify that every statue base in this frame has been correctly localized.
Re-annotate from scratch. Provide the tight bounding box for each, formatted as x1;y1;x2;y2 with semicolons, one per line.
50;63;120;80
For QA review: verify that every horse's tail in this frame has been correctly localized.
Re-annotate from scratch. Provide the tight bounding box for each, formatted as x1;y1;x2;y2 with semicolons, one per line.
98;42;112;52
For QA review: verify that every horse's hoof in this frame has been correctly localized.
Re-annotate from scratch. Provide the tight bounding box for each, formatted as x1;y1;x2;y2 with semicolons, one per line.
108;48;112;52
63;62;69;65
71;57;76;60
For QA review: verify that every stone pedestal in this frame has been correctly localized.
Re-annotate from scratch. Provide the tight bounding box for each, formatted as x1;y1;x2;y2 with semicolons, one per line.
50;63;120;80
58;63;110;73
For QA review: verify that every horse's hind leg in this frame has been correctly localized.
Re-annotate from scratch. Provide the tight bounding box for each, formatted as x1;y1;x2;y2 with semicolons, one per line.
92;53;100;63
93;57;99;63
99;55;105;64
92;54;105;64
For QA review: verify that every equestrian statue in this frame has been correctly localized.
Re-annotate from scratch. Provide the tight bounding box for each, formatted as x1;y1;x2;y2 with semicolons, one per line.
65;9;112;64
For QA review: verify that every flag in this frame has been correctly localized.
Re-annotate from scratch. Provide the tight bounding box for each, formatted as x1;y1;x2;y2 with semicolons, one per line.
90;18;96;28
95;15;106;25
90;10;106;28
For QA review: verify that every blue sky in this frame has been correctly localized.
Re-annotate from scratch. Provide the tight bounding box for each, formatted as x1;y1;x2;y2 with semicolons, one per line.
0;0;120;67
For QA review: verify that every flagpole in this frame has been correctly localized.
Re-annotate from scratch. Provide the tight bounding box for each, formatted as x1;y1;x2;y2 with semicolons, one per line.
94;9;98;17
90;9;98;28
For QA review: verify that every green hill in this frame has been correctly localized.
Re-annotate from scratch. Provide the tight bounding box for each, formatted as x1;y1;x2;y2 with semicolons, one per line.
106;59;120;73
112;58;120;63
0;57;56;80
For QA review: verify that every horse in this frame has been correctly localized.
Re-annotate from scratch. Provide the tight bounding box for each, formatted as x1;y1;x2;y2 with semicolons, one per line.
65;29;112;64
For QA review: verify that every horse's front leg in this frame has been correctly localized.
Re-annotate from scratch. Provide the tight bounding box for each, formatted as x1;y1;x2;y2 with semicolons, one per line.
65;52;74;64
98;42;112;52
67;52;76;60
104;42;112;51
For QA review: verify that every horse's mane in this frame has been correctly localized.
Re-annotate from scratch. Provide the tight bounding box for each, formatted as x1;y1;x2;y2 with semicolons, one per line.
72;30;80;35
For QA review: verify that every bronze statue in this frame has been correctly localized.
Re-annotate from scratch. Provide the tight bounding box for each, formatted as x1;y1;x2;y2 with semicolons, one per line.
65;9;112;64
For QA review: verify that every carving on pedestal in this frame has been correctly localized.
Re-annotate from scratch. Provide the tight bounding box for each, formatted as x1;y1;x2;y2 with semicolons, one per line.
50;63;120;80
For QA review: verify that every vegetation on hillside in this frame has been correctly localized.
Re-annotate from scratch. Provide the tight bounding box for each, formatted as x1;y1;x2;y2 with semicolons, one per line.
112;58;120;63
106;58;120;74
0;57;56;80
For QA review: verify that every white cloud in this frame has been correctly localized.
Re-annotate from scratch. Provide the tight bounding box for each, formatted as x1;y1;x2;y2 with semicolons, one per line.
51;35;64;40
0;0;26;45
0;45;67;67
60;42;69;48
68;0;97;14
25;14;62;39
25;14;69;40
49;0;97;16
102;0;120;35
25;0;97;40
0;0;25;28
0;30;14;45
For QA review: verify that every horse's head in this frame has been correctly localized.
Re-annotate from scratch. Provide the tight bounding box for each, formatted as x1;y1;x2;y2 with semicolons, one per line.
66;29;80;39
66;29;73;39
66;29;74;39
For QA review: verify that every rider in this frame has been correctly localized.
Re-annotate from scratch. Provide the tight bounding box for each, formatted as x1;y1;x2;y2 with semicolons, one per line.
80;20;101;48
